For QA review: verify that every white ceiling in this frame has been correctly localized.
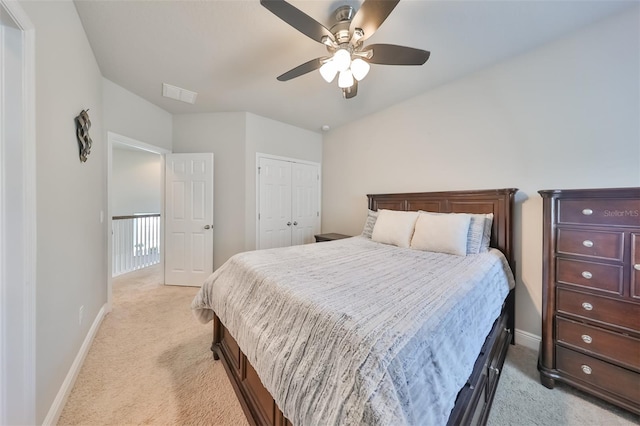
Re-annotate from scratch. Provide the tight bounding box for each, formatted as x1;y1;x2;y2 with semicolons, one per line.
74;0;635;133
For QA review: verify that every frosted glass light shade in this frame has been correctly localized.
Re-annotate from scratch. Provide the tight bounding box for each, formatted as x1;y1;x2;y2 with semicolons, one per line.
319;60;338;83
333;49;351;72
338;70;354;88
351;58;370;81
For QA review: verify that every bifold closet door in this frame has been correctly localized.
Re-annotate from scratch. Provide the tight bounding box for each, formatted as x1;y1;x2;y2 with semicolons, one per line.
258;158;293;249
258;157;320;250
291;162;320;246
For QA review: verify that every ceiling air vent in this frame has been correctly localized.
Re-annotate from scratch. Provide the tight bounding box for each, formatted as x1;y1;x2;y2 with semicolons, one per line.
162;83;198;104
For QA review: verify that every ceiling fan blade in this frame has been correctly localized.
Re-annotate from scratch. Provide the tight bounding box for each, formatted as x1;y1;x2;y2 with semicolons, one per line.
349;0;400;42
261;0;335;44
343;81;358;99
277;57;325;81
365;44;430;65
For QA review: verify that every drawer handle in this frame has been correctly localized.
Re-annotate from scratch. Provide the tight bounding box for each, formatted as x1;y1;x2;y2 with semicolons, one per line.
582;240;594;248
581;365;592;375
581;334;593;344
635;264;640;271
581;271;593;279
582;208;593;216
581;302;593;311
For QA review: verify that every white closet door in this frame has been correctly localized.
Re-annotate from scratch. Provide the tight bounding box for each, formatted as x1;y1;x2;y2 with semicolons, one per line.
258;157;292;249
291;162;320;245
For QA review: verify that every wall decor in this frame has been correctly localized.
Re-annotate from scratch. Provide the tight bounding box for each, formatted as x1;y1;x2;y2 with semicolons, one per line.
75;109;92;162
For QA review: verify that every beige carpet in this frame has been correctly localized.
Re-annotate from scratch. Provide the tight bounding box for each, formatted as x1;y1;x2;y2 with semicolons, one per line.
59;265;639;425
58;265;248;425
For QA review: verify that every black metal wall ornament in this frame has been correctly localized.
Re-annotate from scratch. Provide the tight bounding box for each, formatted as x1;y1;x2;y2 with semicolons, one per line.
75;109;92;162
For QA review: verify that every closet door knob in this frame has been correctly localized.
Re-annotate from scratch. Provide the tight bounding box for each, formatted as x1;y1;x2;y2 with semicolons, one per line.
293;221;298;226
286;222;292;226
204;225;211;230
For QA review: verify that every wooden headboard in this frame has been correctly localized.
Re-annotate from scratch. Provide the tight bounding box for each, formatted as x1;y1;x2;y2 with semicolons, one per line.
367;188;518;271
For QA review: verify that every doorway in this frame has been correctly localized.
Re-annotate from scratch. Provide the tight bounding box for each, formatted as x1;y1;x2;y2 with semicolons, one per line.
107;132;169;311
0;1;36;423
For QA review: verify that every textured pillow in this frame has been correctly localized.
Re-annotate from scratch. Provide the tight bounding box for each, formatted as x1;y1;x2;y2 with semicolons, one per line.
361;209;379;239
411;212;471;256
371;210;419;248
480;213;494;252
466;214;488;254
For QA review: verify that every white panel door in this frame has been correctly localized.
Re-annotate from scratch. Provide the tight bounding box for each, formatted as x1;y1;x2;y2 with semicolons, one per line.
165;153;214;286
258;157;292;249
291;162;320;245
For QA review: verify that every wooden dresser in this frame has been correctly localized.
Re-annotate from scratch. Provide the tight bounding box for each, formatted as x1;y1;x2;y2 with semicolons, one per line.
538;187;640;415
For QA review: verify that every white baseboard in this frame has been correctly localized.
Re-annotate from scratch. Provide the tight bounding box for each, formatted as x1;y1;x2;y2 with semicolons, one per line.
42;304;107;426
515;328;541;351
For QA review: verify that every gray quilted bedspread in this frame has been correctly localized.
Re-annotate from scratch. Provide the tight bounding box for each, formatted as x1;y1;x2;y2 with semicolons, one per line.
192;236;514;425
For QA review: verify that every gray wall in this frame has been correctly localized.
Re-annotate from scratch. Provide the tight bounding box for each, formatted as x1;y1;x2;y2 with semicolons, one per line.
244;113;323;250
172;112;246;270
173;112;322;269
321;9;640;344
21;1;107;423
112;149;162;216
103;77;172;151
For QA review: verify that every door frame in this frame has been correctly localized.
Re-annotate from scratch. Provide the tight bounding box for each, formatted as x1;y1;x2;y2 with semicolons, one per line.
0;0;36;423
255;153;321;250
107;132;170;311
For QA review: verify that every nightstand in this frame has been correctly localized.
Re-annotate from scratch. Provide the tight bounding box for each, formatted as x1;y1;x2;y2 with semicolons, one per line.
314;233;351;242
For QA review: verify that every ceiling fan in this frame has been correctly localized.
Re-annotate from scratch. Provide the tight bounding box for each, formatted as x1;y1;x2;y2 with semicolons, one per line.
260;0;430;99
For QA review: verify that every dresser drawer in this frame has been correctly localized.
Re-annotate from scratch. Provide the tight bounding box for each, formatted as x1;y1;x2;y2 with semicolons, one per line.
556;258;623;295
556;317;640;370
556;229;624;261
557;288;640;333
556;346;640;405
558;198;640;227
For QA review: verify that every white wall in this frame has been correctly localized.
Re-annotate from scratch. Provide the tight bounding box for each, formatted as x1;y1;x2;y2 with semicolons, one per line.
321;9;640;343
112;149;162;216
20;1;106;423
103;78;172;151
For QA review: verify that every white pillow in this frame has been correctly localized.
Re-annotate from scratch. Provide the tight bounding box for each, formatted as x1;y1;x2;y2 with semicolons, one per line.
371;210;419;248
411;212;471;256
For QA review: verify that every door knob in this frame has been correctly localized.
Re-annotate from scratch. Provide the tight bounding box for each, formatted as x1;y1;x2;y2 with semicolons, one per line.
287;222;292;226
204;225;211;230
293;221;298;226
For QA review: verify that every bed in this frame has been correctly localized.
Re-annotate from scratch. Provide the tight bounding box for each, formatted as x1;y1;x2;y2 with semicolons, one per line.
192;188;518;426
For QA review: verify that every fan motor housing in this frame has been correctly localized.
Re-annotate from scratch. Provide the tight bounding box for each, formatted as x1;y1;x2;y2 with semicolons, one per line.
330;5;355;44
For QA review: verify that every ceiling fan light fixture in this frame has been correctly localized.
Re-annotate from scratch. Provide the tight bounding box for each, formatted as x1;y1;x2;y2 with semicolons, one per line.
333;49;351;72
338;69;354;88
319;60;338;83
351;58;370;81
